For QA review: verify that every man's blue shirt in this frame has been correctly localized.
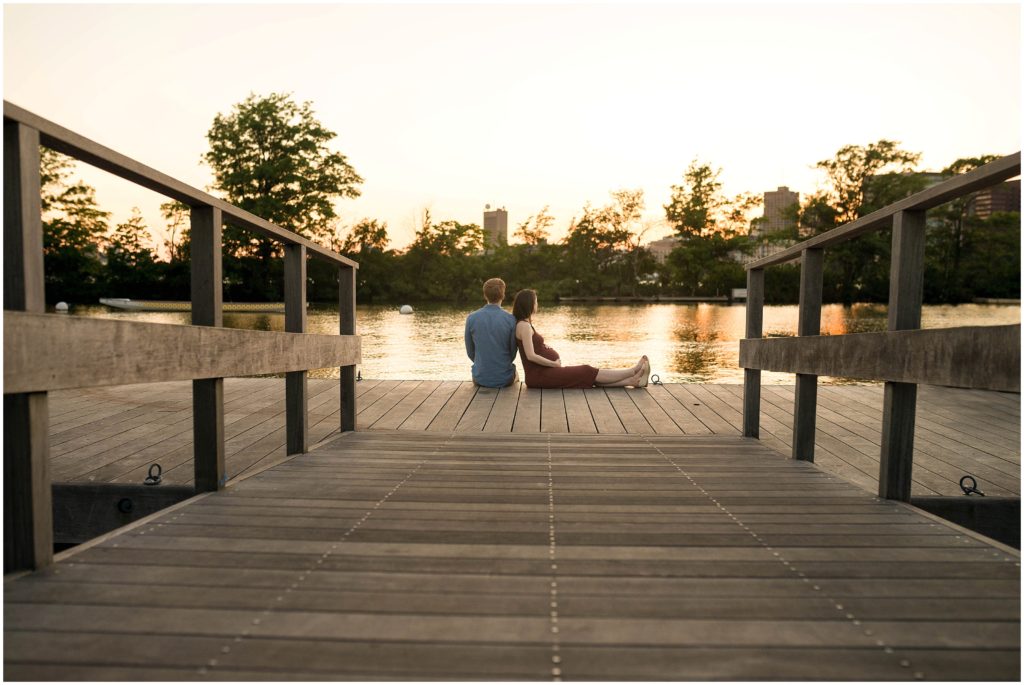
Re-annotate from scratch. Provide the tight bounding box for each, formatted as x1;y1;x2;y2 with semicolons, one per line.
465;304;517;387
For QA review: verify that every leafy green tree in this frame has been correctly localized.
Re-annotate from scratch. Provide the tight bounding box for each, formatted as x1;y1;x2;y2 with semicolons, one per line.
341;218;390;254
816;140;920;224
104;208;161;297
664;160;725;237
397;211;486;302
39;147;110;303
151;201;192;300
332;218;394;303
925;155;1002;302
159;200;191;262
811;140;922;304
957;211;1020;299
409;211;484;256
665;233;746;296
562;191;644;295
513;206;555;246
662;162;755;296
202;92;363;295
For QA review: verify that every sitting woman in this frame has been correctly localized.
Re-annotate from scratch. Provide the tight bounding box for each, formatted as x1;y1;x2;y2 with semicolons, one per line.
512;289;649;389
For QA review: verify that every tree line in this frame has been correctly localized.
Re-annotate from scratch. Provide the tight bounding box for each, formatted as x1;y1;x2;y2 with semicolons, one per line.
41;93;1019;307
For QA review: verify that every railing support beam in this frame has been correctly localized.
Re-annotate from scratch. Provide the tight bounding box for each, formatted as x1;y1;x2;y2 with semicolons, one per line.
339;265;357;432
792;248;823;461
191;205;225;492
285;244;308;454
4;120;53;573
742;268;764;438
879;210;926;501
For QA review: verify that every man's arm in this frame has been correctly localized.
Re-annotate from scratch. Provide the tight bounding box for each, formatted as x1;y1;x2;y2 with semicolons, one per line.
464;317;475;361
508;319;518;361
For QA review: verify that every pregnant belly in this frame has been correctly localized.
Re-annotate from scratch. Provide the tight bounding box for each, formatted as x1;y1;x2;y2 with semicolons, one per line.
536;344;559;362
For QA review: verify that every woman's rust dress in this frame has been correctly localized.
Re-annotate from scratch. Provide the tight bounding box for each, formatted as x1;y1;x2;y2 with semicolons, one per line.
517;324;599;389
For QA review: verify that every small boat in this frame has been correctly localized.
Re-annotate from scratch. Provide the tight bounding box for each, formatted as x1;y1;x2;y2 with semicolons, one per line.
100;298;287;313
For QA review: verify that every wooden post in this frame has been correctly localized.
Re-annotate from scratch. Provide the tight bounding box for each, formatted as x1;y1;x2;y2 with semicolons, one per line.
879;210;926;500
190;205;225;492
339;264;357;432
792;248;823;461
742;268;765;438
285;244;308;454
3;119;52;572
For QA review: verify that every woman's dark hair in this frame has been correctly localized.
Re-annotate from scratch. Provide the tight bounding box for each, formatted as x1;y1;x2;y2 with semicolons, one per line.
512;289;537;322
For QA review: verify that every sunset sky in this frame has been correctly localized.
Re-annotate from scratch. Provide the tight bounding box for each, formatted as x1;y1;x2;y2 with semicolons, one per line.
4;2;1020;253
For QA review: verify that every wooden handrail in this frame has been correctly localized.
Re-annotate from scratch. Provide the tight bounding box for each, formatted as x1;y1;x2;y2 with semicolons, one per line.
3;312;360;393
2;100;358;270
741;150;1021;504
740;325;1020;392
3;103;361;573
745;152;1021;270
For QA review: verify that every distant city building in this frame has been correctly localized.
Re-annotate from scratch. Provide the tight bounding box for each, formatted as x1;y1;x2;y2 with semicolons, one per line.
647;234;681;263
758;186;800;237
971;179;1020;219
483;206;508;250
742;185;800;265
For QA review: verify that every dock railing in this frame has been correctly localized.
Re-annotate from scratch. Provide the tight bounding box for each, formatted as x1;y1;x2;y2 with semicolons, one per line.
3;101;360;572
740;152;1021;501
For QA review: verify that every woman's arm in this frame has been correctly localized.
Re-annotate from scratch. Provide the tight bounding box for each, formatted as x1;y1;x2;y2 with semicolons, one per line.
517;322;561;367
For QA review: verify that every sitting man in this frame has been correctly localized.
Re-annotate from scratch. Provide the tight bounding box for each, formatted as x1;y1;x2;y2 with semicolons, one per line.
464;277;518;387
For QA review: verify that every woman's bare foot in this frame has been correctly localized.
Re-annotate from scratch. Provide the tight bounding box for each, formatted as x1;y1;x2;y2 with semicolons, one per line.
634;358;650;387
622;358;647;384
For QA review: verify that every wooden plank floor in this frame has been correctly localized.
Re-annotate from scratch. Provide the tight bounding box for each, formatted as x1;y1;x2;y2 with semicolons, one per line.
47;380;1020;498
5;432;1020;680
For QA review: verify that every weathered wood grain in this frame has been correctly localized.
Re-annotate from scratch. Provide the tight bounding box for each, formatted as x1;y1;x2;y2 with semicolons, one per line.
484;383;523;433
428;382;477;432
456;385;500;432
339;264;357;432
541;389;569;433
583;387;625;434
400;381;461;431
743;267;764;437
3;119;44;313
43;382;1019;499
4;392;52;572
512;387;542;433
4;431;1019;680
740;325;1021;393
4;311;360;393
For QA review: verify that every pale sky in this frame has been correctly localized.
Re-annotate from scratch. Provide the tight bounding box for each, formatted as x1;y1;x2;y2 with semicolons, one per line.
3;2;1020;253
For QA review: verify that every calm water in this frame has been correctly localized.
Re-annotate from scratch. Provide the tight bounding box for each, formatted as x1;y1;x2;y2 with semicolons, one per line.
69;302;1020;384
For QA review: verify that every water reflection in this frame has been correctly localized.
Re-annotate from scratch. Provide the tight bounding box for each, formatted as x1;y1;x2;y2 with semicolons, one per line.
68;302;1019;384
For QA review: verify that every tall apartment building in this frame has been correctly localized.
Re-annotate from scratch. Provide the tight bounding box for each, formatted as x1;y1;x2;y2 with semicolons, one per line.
742;186;800;264
971;179;1020;219
758;186;800;237
483;206;508;250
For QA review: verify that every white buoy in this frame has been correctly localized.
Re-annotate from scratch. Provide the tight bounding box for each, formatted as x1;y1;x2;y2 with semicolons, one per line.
399;305;414;315
55;302;69;312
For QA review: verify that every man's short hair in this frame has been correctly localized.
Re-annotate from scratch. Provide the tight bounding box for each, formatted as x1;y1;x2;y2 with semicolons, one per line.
483;278;506;303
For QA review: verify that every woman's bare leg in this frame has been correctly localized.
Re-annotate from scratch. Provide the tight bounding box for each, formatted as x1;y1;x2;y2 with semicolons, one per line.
595;366;643;386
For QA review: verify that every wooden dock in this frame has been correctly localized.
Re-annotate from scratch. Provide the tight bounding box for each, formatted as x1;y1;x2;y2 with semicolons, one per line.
6;104;1018;680
47;379;1020;498
5;431;1020;680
